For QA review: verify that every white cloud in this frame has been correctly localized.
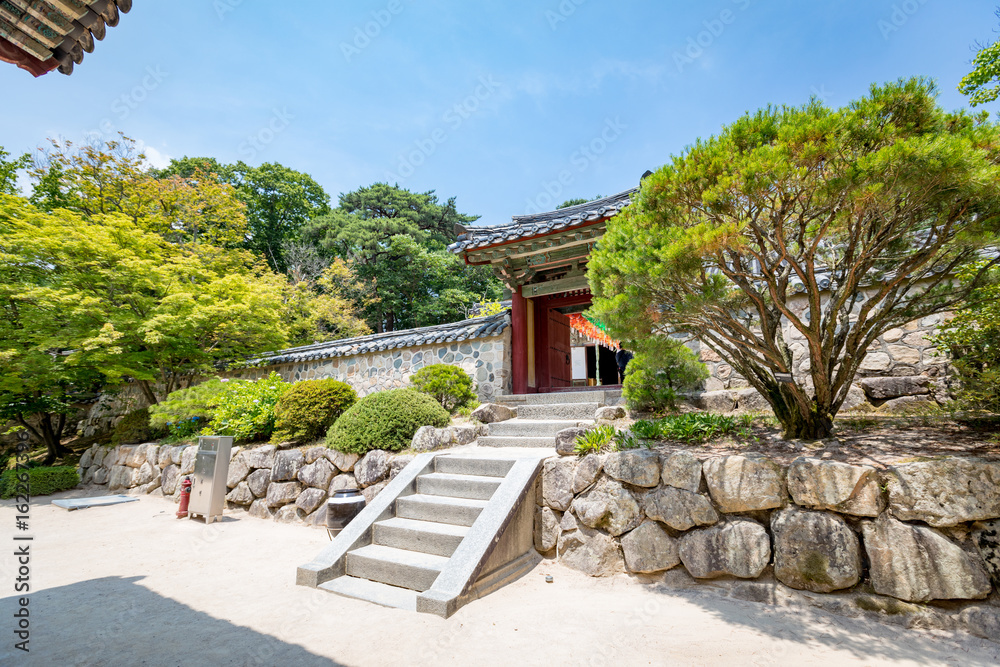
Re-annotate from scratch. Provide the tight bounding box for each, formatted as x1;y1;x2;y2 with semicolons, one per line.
137;142;172;169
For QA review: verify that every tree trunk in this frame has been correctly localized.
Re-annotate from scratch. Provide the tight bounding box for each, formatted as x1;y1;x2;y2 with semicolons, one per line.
780;407;834;440
17;413;72;466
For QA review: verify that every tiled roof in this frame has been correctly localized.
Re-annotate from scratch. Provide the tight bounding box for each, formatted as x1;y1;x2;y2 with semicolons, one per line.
257;312;510;365
448;189;637;253
0;0;132;77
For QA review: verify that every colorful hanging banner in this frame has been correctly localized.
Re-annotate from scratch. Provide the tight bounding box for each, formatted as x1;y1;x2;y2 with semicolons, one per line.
568;313;620;351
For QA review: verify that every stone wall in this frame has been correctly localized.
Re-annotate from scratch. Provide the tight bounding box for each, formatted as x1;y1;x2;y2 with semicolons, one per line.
535;450;1000;639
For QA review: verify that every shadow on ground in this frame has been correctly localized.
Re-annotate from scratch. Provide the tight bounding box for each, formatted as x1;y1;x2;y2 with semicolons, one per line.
0;576;343;666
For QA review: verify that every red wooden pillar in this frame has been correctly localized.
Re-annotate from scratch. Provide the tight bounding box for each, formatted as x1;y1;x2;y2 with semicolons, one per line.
511;290;529;395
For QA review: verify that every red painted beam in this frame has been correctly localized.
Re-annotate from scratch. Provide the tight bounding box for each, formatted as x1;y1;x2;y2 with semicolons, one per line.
511;291;529;394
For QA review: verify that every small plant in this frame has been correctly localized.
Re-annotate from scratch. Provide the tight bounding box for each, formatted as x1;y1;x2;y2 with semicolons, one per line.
621;343;708;413
111;408;162;446
630;419;663;440
272;378;357;443
409;364;477;412
574;424;618;455
210;372;290;442
0;465;79;499
326;388;450;454
614;429;643;450
631;412;748;444
149;379;227;439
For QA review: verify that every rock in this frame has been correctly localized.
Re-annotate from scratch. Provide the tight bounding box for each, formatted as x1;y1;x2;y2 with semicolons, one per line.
304;447;328;464
265;481;303;508
81;467;95;485
79;448;93;468
271;450;305;482
325;450;359;473
389;455;415;480
451;425;479;446
595;405;626;421
786;458;884;517
471;403;514;424
640;486;719;532
245;469;270;498
92;467;109;485
91;447;107;467
355;450;391;488
295;487;327;514
959;606;1000;642
573;454;603;493
225;482;254;506
248;499;275;520
534;506;561;552
572;476;641;537
246;444;277;469
603;450;661;488
703;455;786;513
109;465;138;490
557;524;624;577
679;520;772;580
113;446;130;466
886;458;1000;527
555;426;593;456
297;458;335;490
693;390;735;412
135;461;156;486
973;520;1000;585
180;446;197;475
307;503;329;528
859;352;891;372
839;384;870;412
362;481;388;504
411;426;455;452
621;521;681;573
862;513;991;602
170;446;184;465
860;376;930;401
274;505;304;524
226;453;250;489
770;508;861;593
125;443;151;468
157;445;176;468
735;388;772;413
660;451;703;493
878;395;933;413
329;474;359;494
540;457;578;511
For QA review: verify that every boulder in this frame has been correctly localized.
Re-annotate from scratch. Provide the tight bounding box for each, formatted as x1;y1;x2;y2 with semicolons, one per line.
325;450;359;473
79;448;94;468
113;446;130;466
878;395;933;413
297;458;335;490
621;521;681;573
125;443;151;468
679;520;772;579
92;467;109;485
411;426;455;452
886;458;1000;527
355;450;391;488
135;461;157;486
157;445;176;468
557;524;624;577
735;388;772;413
265;481;303;508
693;390;735;413
170;445;185;465
786;458;884;517
660;450;703;493
304;447;328;464
839;384;870;412
862;513;991;602
329;474;359;494
225;482;254;506
271;450;305;482
452;425;480;446
860;376;930;401
771;508;861;593
246;444;277;469
295;487;327;514
973;519;1000;586
180;446;198;475
389;455;415;480
571;476;642;537
471;403;514;424
273;505;304;524
603;450;661;488
639;486;718;532
109;465;138;490
247;469;271;497
959;606;1000;643
703;455;786;513
362;481;388;504
534;506;561;553
555;426;593;457
248;499;275;520
540;458;577;512
573;454;603;493
81;467;95;485
307;503;329;528
595;405;626;421
91;446;107;467
226;453;250;489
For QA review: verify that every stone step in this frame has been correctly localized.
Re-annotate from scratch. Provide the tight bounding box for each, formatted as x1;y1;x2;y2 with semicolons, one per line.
434;455;515;478
319;575;417;611
395;493;488;527
373;517;469;558
345;544;447;592
416;472;502;501
477;436;556;449
495;391;607;406
487;419;590;437
515;403;599;420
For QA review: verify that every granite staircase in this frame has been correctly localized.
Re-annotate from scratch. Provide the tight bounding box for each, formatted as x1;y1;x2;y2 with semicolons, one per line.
477;389;622;448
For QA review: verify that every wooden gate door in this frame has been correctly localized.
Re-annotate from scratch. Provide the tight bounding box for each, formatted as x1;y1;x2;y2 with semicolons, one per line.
548;310;572;388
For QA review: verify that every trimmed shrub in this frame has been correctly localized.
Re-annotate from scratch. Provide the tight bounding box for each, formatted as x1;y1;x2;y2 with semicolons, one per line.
149;379;227;438
0;466;79;499
623;344;708;413
111;408;159;446
272;379;357;443
326;388;449;454
210;372;290;442
409;364;476;412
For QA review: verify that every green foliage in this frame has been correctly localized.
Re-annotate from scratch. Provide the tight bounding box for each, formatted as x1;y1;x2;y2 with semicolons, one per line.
574;424;618;456
959;10;1000;107
409;364;476;412
631;413;754;444
0;146;29;195
326;388;449;454
622;342;707;413
0;465;79;499
589;78;1000;440
272;378;357;443
282;258;371;347
149;379;227;438
210;373;290;442
112;408;160;446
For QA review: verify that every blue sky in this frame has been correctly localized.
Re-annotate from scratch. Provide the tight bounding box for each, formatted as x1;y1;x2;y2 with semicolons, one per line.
1;0;995;224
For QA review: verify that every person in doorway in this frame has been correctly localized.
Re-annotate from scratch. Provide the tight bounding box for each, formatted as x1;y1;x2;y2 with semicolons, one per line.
615;348;633;384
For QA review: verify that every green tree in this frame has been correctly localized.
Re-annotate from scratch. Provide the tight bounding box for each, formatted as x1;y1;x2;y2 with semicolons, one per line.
557;196;601;209
0;147;29;195
589;79;1000;439
959;8;1000;107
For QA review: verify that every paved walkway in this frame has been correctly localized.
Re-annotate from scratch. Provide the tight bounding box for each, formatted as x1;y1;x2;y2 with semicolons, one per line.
1;490;997;666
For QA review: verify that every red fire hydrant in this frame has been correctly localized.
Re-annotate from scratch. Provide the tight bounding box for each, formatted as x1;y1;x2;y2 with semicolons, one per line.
176;477;192;519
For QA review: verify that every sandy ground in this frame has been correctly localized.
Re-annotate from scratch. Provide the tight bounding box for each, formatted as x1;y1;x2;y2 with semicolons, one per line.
1;490;998;667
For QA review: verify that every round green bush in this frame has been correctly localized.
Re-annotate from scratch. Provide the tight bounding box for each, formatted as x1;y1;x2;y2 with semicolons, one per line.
409;364;476;412
210;372;290;442
272;378;357;443
326;388;449;454
0;465;78;499
112;408;160;445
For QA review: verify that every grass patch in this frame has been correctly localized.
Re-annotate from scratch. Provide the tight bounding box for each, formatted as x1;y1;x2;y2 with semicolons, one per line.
631;412;756;444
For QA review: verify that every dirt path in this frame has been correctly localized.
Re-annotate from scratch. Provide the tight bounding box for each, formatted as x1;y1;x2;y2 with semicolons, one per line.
1;490;997;666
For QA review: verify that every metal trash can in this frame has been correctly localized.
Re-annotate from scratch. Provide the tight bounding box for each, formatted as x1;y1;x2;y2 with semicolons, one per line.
188;436;233;524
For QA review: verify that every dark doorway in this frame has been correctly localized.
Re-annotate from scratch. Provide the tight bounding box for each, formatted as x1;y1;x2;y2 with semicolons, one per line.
598;345;618;386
